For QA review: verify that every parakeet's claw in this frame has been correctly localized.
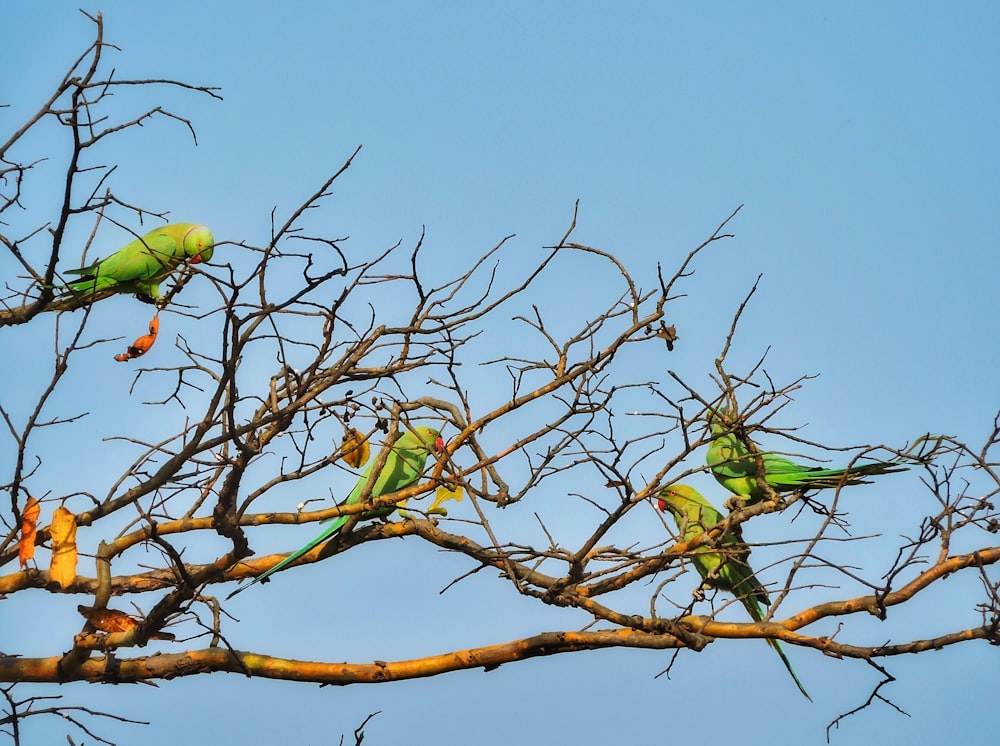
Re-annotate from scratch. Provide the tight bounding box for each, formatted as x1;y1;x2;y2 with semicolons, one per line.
705;565;724;584
723;495;748;512
135;291;157;306
692;586;707;602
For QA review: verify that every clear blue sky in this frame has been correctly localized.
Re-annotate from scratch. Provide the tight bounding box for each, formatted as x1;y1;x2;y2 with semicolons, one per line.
3;2;998;744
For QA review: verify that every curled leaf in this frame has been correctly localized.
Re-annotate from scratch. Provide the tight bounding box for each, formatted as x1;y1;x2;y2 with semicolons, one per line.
49;506;78;588
78;605;137;634
18;498;41;567
398;483;464;518
429;483;464;516
341;428;370;469
77;605;176;641
115;314;159;362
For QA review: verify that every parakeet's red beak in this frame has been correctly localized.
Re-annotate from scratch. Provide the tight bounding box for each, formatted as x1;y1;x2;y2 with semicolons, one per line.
435;435;445;454
656;498;668;512
190;254;204;264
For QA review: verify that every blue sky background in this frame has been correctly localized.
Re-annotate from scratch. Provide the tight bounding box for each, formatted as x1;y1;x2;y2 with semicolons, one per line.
2;2;998;744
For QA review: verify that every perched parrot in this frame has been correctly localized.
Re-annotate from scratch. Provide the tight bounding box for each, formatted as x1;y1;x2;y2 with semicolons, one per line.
60;223;214;304
657;484;811;700
706;409;906;504
227;426;444;598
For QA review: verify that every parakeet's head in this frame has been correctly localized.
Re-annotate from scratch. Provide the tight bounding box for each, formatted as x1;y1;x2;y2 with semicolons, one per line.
706;406;735;434
183;225;215;264
401;426;445;455
656;484;702;516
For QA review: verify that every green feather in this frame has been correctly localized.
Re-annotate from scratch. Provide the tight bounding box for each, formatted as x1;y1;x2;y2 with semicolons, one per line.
227;426;443;598
706;409;906;504
61;223;214;303
658;484;811;700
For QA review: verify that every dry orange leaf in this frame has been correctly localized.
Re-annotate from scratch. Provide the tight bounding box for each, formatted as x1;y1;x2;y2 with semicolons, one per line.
77;605;176;641
341;428;370;468
78;605;137;634
114;314;159;362
18;497;41;567
48;506;78;588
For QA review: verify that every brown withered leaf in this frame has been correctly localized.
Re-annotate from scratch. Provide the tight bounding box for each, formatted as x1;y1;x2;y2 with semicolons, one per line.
115;314;159;362
18;497;41;567
77;605;176;641
78;605;137;634
341;428;370;469
48;506;78;588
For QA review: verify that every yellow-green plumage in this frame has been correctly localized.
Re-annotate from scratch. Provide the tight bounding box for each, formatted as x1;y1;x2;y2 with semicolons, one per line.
227;426;443;599
657;483;811;700
707;409;906;504
61;223;214;303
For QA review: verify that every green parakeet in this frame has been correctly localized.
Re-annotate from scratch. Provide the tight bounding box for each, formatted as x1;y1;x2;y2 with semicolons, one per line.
707;409;906;504
227;426;444;598
657;483;811;700
60;223;214;304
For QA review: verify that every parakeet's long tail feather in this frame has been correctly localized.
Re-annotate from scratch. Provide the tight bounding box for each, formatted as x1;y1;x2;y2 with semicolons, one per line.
774;461;908;490
64;264;99;277
767;638;812;701
741;591;811;701
63;276;117;295
226;516;348;599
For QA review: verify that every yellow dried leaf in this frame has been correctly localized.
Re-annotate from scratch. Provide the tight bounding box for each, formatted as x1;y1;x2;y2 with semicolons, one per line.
397;483;463;518
49;506;78;588
341;428;370;469
428;484;463;516
18;498;41;567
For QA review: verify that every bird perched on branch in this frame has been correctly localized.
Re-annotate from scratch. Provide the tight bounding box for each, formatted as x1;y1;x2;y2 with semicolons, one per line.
706;408;906;505
58;223;214;306
657;483;810;700
227;426;444;598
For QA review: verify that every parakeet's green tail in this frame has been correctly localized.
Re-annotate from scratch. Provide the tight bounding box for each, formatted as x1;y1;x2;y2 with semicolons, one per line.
741;593;812;701
768;460;907;490
226;515;350;600
767;638;811;701
63;272;119;295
